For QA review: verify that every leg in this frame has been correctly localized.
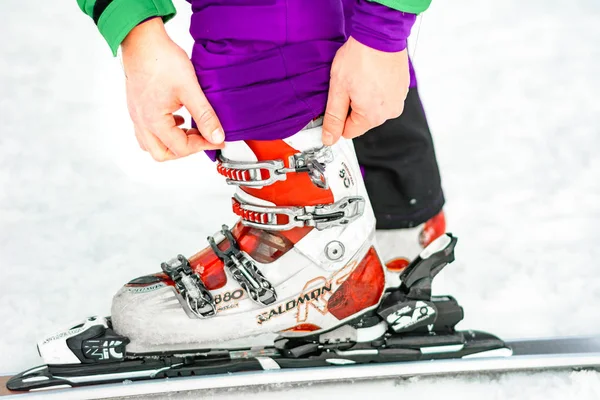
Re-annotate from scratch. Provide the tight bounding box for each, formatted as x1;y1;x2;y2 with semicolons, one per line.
354;59;446;266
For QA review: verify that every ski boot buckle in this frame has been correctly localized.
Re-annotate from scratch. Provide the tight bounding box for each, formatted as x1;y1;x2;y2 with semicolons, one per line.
217;146;333;189
208;225;277;306
161;255;217;318
232;195;365;231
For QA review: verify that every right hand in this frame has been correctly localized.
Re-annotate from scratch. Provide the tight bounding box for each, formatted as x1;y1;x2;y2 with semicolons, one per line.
121;18;224;162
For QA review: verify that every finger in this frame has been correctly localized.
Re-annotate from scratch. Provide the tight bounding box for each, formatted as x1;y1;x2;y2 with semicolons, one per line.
148;115;201;157
152;116;224;157
322;81;350;146
185;130;225;151
342;110;372;140
134;126;148;151
179;127;225;151
142;129;178;162
179;83;225;145
173;114;185;126
184;127;224;144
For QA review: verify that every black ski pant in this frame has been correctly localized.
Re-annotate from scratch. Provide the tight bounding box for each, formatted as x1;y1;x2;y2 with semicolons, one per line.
354;86;445;230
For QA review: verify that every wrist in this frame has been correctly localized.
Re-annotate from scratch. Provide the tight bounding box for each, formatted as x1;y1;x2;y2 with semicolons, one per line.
88;0;177;56
122;17;168;54
350;0;416;52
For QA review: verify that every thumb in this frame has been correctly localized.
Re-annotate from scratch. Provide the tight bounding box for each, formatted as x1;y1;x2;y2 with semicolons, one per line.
322;81;350;146
180;82;225;145
342;109;371;139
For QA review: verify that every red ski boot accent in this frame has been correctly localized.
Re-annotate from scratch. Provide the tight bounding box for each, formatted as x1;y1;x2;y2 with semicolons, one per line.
283;323;322;333
386;257;411;272
328;247;385;320
187;222;298;290
419;211;446;248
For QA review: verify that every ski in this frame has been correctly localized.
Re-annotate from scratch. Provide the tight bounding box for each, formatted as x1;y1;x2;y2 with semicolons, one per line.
2;335;600;399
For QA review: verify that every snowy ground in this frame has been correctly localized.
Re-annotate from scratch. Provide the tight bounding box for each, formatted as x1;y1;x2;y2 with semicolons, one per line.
1;0;600;398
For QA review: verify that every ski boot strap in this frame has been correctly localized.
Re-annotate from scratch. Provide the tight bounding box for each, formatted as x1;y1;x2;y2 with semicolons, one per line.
231;194;365;231
217;146;333;189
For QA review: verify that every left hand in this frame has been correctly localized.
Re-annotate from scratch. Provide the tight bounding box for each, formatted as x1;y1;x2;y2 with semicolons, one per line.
322;37;410;146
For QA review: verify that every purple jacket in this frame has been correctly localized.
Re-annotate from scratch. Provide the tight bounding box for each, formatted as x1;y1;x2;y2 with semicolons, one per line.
188;0;416;145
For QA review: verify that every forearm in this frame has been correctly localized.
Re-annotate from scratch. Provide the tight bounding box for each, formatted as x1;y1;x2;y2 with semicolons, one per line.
76;0;177;56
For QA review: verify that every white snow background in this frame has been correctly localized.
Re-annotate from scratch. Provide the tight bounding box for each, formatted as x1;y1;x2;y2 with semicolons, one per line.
1;0;600;398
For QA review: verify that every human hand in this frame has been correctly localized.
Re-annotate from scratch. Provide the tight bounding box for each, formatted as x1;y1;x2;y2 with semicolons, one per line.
121;18;224;161
322;36;410;146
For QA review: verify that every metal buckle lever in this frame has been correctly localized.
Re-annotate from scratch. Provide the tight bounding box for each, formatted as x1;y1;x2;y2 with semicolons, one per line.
235;195;366;231
290;146;333;189
303;196;365;230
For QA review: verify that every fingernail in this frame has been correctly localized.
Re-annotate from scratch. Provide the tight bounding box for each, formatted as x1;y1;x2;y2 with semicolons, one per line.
211;128;225;143
323;131;333;146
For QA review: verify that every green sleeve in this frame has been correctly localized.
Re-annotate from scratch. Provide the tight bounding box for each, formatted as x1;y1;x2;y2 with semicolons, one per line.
370;0;432;14
76;0;177;56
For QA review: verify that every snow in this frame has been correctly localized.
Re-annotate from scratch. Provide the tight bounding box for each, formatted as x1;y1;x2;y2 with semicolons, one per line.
1;0;599;398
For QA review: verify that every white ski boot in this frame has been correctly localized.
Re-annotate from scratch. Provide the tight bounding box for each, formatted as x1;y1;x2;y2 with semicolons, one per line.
110;123;387;353
378;211;445;288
